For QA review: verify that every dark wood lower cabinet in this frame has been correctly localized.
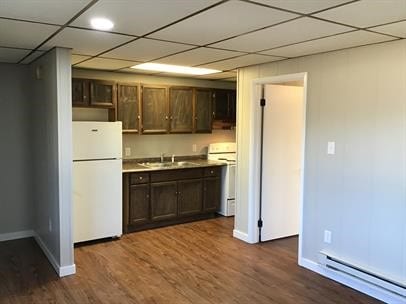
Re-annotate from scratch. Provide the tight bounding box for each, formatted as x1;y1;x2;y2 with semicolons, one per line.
178;179;203;216
123;166;222;233
129;184;150;225
151;181;178;221
203;177;221;212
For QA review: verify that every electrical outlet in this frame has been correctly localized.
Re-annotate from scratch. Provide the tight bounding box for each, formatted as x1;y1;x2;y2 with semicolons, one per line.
327;142;335;155
48;218;52;232
125;147;131;157
192;144;197;152
324;230;332;244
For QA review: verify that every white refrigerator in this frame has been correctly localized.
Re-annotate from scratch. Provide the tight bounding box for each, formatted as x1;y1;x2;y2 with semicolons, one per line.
72;121;122;243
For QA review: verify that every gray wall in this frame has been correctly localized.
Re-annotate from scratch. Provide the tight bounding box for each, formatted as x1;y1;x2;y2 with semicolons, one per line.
0;63;32;234
237;39;406;283
30;48;74;273
72;69;236;159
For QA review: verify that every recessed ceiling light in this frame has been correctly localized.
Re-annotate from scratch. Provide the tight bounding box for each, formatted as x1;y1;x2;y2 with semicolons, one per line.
90;17;114;31
131;63;221;75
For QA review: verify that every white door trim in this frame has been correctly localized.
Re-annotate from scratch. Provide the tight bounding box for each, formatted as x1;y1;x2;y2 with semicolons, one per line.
246;72;308;264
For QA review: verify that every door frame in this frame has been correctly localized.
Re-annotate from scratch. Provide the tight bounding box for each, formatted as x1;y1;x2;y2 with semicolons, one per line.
247;72;307;263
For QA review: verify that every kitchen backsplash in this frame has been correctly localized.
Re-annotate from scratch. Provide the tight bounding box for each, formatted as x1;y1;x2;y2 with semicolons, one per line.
122;130;236;159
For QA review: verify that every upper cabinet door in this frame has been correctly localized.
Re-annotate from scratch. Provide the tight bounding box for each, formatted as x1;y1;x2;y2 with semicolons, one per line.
169;87;193;133
117;83;139;133
72;78;90;106
90;80;116;108
141;85;168;134
194;88;212;133
213;89;229;120
228;90;236;123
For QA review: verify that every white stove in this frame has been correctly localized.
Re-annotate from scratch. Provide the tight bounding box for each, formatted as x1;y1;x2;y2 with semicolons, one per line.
208;142;236;216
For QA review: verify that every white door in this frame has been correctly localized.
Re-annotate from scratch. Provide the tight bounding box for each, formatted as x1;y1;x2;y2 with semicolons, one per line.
261;84;304;241
73;159;122;243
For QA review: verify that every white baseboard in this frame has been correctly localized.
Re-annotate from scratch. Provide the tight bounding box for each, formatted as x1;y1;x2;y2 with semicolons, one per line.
34;233;76;277
299;257;406;304
0;230;34;242
233;229;256;243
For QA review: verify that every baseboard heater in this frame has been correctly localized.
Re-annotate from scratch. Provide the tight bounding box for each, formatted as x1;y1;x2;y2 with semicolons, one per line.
319;251;406;298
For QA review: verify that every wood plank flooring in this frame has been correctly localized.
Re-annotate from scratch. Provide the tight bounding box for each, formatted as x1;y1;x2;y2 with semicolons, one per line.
0;217;382;304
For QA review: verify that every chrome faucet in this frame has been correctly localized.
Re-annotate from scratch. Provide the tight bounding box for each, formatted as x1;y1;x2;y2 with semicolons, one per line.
171;154;175;163
160;152;165;163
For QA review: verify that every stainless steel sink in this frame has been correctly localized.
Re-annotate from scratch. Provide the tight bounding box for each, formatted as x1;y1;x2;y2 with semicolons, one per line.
139;161;199;169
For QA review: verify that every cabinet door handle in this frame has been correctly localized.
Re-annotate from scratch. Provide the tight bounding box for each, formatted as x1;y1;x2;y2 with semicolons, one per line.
139;176;143;180
165;116;169;120
210;170;214;174
146;194;149;199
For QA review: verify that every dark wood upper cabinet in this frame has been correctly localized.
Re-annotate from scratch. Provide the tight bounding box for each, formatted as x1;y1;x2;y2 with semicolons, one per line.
117;83;139;132
194;88;213;133
90;80;116;107
72;78;90;106
72;78;116;108
213;89;237;125
141;85;168;134
169;87;193;133
213;89;229;120
178;179;203;216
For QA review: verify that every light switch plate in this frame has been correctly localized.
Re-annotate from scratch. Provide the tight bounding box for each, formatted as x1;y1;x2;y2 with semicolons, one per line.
324;230;332;244
327;142;335;155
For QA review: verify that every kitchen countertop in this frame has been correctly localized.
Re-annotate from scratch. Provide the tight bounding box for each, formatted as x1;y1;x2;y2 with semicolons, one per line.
122;159;226;173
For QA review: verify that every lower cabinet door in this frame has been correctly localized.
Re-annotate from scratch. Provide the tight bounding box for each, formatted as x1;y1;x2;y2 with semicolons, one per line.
178;179;203;216
129;184;150;226
203;177;221;212
151;181;178;221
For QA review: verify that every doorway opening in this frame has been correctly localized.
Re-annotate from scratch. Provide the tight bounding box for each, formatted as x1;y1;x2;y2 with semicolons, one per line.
248;73;307;263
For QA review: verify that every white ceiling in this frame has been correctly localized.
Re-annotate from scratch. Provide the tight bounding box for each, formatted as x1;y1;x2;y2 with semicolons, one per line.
0;0;404;82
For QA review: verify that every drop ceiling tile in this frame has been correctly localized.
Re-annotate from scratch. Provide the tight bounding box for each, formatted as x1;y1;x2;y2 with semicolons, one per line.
43;27;133;55
71;0;218;36
150;1;298;45
196;71;237;80
20;50;45;64
71;54;92;65
75;57;140;70
0;0;91;25
104;38;194;62
371;20;406;38
254;0;352;14
199;54;283;70
0;19;59;49
155;47;245;66
0;47;30;63
119;68;161;75
211;17;351;52
261;30;394;58
315;0;406;28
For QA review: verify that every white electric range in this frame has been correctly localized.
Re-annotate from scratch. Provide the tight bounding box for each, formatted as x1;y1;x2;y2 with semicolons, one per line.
208;142;236;216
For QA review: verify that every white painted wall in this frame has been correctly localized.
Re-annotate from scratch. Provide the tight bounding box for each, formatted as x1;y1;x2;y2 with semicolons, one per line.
261;84;303;241
0;63;32;237
236;39;406;287
72;68;236;159
30;48;75;276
